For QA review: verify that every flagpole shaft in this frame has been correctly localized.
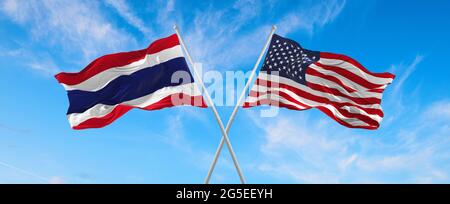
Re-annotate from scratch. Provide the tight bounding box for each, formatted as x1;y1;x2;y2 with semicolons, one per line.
173;25;246;184
204;25;277;184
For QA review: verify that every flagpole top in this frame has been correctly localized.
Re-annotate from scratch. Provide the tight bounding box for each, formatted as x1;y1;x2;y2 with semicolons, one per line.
173;24;178;31
272;25;277;31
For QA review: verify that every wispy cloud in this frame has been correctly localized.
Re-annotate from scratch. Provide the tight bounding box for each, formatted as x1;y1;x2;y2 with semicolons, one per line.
248;112;357;183
48;176;65;184
28;61;60;76
1;0;135;62
392;55;424;95
0;122;31;134
424;100;450;120
0;160;49;183
277;0;346;35
381;55;424;124
182;0;346;71
0;47;59;76
105;0;152;36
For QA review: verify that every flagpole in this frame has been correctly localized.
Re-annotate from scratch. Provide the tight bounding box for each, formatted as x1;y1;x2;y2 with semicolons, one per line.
173;25;246;184
204;25;277;184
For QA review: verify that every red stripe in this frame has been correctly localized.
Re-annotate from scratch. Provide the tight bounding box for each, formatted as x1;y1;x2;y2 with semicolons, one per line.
320;52;396;79
306;67;357;93
72;94;206;130
255;78;384;117
244;90;380;129
55;34;180;85
313;62;391;89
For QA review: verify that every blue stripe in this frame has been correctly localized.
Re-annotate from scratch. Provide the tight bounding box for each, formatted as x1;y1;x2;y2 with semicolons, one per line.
66;57;193;114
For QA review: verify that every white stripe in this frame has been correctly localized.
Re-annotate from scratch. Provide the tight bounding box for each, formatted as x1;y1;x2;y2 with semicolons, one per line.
305;73;383;99
67;83;201;127
245;93;371;127
256;73;382;109
318;58;394;85
309;64;387;91
62;45;184;92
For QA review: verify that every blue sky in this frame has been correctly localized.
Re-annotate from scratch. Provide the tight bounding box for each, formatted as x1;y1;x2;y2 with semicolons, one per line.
0;0;450;184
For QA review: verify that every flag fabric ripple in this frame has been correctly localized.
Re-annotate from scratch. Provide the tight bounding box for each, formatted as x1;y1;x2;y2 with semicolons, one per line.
55;34;207;130
244;34;395;130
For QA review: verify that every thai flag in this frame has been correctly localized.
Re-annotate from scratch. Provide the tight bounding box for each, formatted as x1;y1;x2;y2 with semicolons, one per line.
55;34;207;130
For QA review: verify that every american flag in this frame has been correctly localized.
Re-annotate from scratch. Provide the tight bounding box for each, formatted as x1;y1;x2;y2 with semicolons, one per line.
243;34;395;129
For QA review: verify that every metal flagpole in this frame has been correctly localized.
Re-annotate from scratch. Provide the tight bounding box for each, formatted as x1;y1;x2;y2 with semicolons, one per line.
173;25;246;184
204;25;277;184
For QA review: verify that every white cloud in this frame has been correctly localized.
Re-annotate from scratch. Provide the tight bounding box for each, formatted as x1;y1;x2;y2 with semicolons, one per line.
424;100;450;120
246;101;450;183
392;55;424;95
277;0;346;35
181;0;346;72
28;61;60;76
0;160;49;183
382;55;424;124
105;0;152;36
246;111;358;183
1;0;135;61
49;176;65;184
0;47;60;76
166;0;175;12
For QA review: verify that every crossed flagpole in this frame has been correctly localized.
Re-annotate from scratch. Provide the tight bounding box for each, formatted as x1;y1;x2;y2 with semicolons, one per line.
173;25;277;184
